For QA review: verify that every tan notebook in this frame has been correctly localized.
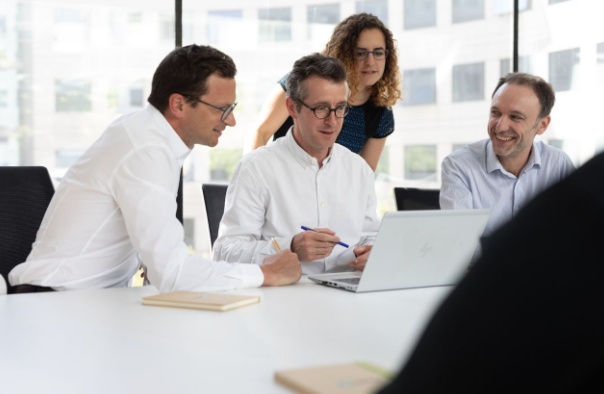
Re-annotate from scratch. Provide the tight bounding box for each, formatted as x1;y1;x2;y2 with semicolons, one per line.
275;362;394;394
142;291;260;312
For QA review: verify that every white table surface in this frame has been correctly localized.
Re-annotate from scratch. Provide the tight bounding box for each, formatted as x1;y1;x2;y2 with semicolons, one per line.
0;278;452;394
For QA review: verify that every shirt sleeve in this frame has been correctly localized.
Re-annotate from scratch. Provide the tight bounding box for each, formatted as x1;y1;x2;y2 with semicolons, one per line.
212;160;290;266
373;107;395;139
559;151;576;179
440;155;474;210
112;146;264;293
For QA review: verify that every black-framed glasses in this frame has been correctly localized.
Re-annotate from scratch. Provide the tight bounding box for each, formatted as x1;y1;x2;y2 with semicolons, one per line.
178;93;237;122
296;99;350;119
355;48;389;60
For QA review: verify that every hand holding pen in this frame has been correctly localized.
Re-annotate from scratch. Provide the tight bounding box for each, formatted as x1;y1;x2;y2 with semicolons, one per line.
290;227;344;262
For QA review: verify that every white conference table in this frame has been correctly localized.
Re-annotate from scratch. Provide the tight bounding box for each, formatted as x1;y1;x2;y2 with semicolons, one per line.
0;278;452;394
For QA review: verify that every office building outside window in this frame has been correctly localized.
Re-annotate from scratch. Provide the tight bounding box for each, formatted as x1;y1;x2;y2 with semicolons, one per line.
404;145;437;181
404;0;436;30
258;7;291;43
403;68;436;105
452;0;484;24
356;0;388;25
2;0;602;258
452;62;484;102
307;3;339;40
549;48;580;92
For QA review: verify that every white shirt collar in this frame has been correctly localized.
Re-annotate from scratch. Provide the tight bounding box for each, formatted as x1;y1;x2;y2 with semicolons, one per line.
284;126;334;170
147;105;191;161
486;139;541;177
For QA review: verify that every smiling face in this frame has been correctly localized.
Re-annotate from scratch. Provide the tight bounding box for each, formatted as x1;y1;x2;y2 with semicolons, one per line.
177;74;236;148
355;28;387;90
287;76;348;163
488;83;550;173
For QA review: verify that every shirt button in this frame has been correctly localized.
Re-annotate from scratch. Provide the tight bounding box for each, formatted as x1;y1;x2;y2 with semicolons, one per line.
320;202;325;207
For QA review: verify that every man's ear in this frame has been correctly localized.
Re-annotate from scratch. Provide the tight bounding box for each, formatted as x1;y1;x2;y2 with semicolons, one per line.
536;115;551;136
285;96;299;120
167;93;187;119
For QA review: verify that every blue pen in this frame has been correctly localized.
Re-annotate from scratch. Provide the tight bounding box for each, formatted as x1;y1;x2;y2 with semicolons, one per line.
301;226;349;248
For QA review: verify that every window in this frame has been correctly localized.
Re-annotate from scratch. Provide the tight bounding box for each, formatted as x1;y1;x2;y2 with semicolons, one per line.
207;10;243;45
597;42;604;86
452;0;484;24
209;148;243;182
405;145;437;180
0;90;7;108
0;15;6;37
308;3;339;24
493;0;531;15
307;4;339;40
549;48;580;92
129;88;143;107
356;0;388;25
452;62;484;102
183;218;195;249
55;149;84;169
403;68;436;105
160;13;174;42
53;8;89;47
499;56;531;77
404;0;436;30
258;7;291;43
55;80;92;112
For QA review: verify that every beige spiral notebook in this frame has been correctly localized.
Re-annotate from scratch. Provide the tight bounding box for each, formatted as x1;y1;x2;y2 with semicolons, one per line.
142;291;260;312
275;362;394;394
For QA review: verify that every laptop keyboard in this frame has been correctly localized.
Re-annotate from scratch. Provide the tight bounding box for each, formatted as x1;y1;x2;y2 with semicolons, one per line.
334;278;361;285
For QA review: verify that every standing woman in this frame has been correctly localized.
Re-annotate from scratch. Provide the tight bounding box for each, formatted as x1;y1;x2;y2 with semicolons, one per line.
248;13;401;171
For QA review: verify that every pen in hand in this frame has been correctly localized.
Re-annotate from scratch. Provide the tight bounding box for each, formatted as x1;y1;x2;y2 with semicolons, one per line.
300;226;349;248
271;237;282;253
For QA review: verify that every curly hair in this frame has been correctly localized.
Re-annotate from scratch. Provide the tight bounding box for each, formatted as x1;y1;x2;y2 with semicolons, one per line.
322;13;401;108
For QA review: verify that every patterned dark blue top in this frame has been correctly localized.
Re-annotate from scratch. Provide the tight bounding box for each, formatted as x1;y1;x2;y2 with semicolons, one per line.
277;74;395;154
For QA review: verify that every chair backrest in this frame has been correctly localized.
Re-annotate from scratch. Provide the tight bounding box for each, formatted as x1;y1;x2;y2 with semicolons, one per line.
0;166;54;285
394;187;440;211
201;184;228;247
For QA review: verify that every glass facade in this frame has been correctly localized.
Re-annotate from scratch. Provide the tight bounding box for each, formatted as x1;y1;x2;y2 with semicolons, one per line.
1;0;603;258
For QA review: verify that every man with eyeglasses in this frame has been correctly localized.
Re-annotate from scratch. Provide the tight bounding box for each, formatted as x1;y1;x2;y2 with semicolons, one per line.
9;45;302;293
213;53;381;274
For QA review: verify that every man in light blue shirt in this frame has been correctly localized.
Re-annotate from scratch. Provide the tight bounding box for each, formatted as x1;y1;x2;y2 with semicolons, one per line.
440;73;575;237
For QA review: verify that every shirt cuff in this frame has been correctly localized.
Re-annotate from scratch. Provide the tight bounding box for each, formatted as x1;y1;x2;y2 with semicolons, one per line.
234;263;264;289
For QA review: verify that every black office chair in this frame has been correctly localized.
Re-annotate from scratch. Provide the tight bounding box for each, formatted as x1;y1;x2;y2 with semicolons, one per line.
0;167;55;286
201;184;228;247
394;187;440;211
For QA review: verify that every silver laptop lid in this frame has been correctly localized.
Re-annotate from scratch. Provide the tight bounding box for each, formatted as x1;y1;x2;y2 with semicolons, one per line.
356;209;490;292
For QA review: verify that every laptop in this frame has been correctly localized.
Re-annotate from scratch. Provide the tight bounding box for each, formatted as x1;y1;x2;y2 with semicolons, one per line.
307;209;490;293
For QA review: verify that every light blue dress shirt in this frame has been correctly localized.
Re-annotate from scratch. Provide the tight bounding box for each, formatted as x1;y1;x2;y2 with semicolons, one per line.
440;139;575;237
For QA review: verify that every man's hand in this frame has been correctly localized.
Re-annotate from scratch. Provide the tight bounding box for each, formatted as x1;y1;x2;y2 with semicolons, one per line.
260;249;302;286
291;228;340;261
348;245;373;271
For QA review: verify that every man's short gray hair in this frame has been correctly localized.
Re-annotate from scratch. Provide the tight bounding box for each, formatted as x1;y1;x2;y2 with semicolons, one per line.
286;53;347;111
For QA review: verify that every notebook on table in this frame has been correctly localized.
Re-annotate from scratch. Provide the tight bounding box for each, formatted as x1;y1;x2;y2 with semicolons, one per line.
275;362;393;394
307;209;490;293
142;291;260;311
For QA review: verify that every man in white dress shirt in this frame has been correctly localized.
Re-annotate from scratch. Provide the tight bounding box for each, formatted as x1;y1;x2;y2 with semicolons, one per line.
213;53;381;274
440;72;574;237
9;45;301;293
